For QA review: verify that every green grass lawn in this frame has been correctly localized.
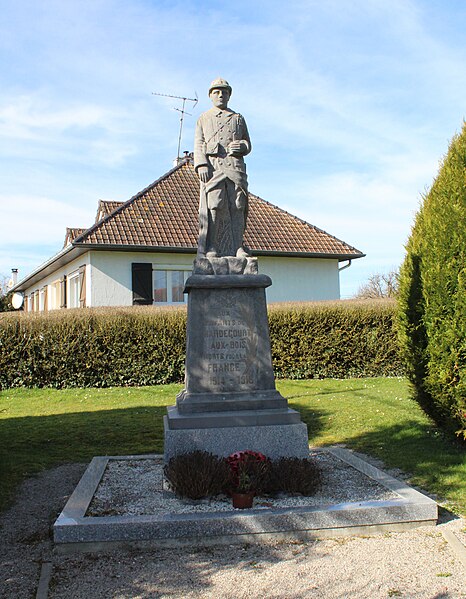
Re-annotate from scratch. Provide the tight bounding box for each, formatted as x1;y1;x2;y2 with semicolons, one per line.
1;377;465;514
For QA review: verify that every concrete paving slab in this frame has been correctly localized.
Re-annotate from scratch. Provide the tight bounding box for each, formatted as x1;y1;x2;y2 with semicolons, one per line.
53;448;438;553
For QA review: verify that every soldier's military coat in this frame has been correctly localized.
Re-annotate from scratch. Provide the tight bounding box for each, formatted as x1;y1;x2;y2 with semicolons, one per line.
194;106;251;256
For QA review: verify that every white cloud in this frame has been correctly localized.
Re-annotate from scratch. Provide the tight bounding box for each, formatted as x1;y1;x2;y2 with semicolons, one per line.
0;96;105;139
0;91;165;172
0;194;91;246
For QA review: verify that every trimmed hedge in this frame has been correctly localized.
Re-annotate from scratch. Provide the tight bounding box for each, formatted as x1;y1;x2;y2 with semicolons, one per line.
0;307;187;389
398;122;466;440
0;300;402;389
269;300;402;379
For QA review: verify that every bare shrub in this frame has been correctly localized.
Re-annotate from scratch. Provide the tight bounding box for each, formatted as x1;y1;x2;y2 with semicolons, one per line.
164;451;231;500
269;457;322;495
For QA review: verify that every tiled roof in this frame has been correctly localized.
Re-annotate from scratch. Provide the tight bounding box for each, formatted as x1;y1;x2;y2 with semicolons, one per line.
73;160;363;259
95;200;124;224
63;227;87;248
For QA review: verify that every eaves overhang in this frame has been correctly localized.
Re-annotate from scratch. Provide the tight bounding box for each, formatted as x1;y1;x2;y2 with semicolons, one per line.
249;249;365;261
11;244;89;292
73;243;365;261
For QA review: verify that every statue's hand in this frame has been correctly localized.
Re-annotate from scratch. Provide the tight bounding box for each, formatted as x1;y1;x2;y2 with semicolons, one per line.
227;140;246;156
198;166;210;183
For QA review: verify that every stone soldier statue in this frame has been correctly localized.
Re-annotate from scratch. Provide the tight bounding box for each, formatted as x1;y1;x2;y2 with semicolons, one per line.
194;78;251;258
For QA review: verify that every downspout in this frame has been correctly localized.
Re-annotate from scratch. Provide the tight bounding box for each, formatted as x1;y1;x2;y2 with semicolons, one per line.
338;259;352;272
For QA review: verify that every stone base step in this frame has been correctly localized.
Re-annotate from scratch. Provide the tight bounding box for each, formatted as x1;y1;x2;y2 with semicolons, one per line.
166;405;302;430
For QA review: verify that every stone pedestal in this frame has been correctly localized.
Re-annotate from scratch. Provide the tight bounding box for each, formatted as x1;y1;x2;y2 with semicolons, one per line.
164;272;309;460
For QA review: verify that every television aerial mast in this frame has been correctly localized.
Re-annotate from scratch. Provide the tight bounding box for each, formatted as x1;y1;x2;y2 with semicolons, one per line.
152;91;198;163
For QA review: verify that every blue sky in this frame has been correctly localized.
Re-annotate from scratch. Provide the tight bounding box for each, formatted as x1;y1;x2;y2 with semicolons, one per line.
1;0;465;298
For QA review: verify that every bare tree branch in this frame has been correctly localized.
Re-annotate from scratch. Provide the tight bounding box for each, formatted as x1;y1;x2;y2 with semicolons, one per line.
354;270;399;299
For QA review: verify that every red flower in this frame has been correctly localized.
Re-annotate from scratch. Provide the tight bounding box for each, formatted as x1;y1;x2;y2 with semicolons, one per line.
226;449;268;487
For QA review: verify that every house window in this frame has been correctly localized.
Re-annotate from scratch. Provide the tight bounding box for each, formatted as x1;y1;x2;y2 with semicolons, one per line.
153;270;167;303
68;272;80;308
153;270;190;304
171;271;185;302
39;287;47;312
50;280;61;310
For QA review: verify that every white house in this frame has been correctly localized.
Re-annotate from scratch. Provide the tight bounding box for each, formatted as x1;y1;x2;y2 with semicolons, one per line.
12;157;364;310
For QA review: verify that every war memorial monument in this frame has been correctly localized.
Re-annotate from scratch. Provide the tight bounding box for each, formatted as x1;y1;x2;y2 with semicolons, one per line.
53;80;438;551
164;78;309;459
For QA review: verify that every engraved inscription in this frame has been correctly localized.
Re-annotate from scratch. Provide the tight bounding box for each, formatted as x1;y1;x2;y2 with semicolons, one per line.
202;301;257;391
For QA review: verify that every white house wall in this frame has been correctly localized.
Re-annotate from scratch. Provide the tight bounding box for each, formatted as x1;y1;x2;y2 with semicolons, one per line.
90;251;340;306
22;250;341;310
89;251;194;307
259;256;340;302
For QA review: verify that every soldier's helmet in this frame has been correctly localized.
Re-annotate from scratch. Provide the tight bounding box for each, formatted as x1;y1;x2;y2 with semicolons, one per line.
208;78;232;96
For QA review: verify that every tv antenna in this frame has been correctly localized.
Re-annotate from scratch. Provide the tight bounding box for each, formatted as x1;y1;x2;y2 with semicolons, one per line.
152;91;198;162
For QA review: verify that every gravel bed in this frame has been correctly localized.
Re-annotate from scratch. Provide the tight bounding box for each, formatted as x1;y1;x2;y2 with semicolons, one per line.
87;450;398;517
1;456;464;599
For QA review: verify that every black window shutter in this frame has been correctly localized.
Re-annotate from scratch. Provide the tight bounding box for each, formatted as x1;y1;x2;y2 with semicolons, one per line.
132;263;153;305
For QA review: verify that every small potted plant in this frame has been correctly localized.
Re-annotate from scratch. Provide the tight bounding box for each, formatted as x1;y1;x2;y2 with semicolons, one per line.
231;463;255;508
226;450;270;509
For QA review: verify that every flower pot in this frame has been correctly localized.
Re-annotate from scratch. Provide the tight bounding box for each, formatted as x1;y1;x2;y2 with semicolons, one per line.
232;492;254;509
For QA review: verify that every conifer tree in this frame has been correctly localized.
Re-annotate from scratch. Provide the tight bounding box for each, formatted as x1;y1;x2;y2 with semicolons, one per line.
398;122;466;440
